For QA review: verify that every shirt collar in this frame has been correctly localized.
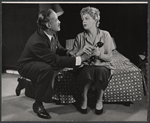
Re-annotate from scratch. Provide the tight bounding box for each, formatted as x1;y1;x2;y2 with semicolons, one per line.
83;28;102;45
84;28;102;37
43;31;53;42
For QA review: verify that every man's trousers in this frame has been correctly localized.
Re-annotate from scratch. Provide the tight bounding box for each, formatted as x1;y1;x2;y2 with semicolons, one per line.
18;61;54;103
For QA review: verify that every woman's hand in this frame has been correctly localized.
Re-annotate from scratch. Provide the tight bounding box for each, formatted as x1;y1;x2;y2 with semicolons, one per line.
94;46;112;62
75;45;93;56
99;46;104;57
82;45;94;55
92;47;100;56
92;46;104;58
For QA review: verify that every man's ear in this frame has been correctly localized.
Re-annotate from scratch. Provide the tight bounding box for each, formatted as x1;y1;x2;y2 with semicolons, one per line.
46;23;51;29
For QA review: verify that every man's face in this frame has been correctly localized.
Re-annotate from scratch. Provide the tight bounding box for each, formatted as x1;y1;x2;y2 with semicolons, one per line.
49;11;61;32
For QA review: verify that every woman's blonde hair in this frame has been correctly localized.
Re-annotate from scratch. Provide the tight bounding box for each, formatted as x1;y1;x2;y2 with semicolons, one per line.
80;6;100;27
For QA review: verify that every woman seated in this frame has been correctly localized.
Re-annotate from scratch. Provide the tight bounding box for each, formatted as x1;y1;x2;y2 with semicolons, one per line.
69;6;116;115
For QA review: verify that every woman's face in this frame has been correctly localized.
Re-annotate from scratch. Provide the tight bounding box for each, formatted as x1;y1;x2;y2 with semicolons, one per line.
81;13;96;30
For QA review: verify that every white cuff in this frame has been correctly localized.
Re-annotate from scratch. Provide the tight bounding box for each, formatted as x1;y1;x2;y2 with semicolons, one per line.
75;56;82;66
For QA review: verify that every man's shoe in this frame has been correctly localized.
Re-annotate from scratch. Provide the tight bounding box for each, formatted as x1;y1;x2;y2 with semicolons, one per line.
15;78;26;96
33;103;51;119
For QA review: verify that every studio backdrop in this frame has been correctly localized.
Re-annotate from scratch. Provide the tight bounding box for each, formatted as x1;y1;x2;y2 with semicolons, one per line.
2;3;147;70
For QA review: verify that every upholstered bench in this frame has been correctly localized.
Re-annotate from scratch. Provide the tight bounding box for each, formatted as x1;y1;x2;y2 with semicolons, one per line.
52;39;146;104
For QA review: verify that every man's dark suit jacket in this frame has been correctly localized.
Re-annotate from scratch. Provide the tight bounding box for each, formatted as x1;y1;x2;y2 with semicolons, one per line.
16;28;77;102
16;28;76;71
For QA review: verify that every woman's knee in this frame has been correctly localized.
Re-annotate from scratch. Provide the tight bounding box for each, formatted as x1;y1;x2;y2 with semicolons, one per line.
95;67;109;75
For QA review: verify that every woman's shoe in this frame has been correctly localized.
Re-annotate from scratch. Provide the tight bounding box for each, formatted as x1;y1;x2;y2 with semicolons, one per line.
79;107;87;114
95;108;103;115
79;96;88;114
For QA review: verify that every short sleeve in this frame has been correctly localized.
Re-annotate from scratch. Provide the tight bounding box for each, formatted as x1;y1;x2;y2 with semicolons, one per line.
110;37;116;50
104;31;116;53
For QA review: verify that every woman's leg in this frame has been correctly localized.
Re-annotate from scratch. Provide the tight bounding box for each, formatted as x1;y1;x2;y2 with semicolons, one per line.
95;83;103;110
94;66;110;110
81;79;92;109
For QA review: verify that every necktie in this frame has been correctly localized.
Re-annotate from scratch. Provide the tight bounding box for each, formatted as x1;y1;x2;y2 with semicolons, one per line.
51;36;57;53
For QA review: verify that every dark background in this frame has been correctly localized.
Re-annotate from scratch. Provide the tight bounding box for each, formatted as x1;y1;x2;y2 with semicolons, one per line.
2;3;147;70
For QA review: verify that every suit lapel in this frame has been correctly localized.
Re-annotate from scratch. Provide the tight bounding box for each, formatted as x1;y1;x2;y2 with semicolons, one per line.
37;28;51;48
37;28;59;53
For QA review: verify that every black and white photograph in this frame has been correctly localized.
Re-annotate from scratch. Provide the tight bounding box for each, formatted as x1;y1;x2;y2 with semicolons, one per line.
1;1;148;121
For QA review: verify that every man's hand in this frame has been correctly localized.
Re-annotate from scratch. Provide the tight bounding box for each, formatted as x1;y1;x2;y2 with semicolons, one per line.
81;53;94;62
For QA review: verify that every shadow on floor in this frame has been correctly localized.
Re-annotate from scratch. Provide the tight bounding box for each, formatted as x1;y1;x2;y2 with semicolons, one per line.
2;94;148;121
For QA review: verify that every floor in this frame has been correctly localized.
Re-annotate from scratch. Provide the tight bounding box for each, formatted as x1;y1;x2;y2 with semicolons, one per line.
1;73;148;121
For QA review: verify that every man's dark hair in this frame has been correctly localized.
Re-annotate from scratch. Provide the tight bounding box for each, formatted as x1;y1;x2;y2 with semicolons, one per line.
37;8;54;30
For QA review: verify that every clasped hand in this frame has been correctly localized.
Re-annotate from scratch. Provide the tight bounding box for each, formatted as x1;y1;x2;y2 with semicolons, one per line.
82;45;101;56
82;45;94;55
80;45;103;62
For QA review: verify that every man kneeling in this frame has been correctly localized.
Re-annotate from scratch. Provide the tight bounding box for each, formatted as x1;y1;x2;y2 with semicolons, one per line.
16;8;93;119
